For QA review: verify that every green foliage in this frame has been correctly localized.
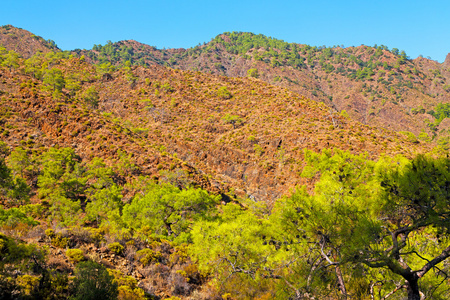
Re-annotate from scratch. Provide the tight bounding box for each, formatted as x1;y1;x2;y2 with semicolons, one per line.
108;269;146;300
191;150;450;298
65;76;82;97
0;207;38;227
0;144;31;205
418;130;431;142
71;261;118;300
122;183;219;243
217;86;232;99
96;62;115;74
36;147;85;225
24;52;46;79
47;231;69;248
38;147;85;202
17;274;40;296
66;249;85;263
253;144;264;157
400;130;418;143
43;68;65;98
48;194;82;226
83;86;99;109
190;203;277;299
1;50;20;71
430;102;450;123
221;113;243;129
136;248;162;266
7;146;37;179
247;68;259;78
0;233;46;299
86;183;123;224
38;147;83;199
108;242;124;255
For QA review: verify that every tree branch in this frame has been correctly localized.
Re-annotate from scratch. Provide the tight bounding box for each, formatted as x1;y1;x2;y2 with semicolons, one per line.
416;245;450;278
380;283;407;300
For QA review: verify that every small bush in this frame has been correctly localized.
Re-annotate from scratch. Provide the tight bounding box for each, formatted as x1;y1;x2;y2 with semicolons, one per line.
49;232;69;248
88;227;105;244
136;248;162;266
222;114;242;129
108;242;124;255
247;68;259;78
217;86;232;99
45;229;55;238
66;249;85;263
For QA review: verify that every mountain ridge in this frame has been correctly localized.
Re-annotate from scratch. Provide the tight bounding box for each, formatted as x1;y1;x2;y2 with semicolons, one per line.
3;25;450;142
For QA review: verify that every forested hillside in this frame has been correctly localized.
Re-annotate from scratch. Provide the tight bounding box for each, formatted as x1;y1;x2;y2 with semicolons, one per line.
0;25;449;299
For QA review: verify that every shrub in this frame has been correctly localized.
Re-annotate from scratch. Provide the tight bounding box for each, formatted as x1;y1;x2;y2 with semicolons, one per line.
136;248;162;266
83;87;99;109
217;86;232;99
108;269;146;300
247;68;259;78
66;248;85;263
71;261;118;300
108;242;124;255
88;227;105;244
222;114;243;129
17;275;39;296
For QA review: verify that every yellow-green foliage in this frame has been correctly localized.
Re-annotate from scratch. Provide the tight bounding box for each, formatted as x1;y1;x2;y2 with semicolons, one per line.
45;229;55;238
66;248;84;263
88;227;105;243
253;144;264;157
108;269;146;300
136;248;162;266
108;242;124;255
46;229;69;248
247;68;259;78
400;131;418;143
217;86;232;99
17;275;39;296
169;243;189;266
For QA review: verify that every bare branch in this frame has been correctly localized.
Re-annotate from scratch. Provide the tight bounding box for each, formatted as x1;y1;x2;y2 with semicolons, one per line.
380;283;407;299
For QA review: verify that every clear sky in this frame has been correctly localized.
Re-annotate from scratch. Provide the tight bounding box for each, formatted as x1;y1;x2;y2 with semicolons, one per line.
1;0;449;62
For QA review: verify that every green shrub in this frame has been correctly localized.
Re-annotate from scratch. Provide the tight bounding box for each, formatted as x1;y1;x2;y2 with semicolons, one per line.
222;114;243;129
45;229;55;238
17;275;39;296
66;249;85;263
136;248;161;266
217;86;232;99
247;68;259;78
45;229;69;248
51;234;69;248
108;242;124;255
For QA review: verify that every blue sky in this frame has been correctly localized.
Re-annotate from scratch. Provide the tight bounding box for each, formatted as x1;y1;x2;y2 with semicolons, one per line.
2;0;449;62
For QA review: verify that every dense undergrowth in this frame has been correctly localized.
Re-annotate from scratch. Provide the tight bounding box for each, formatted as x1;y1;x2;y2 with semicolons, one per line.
1;140;450;299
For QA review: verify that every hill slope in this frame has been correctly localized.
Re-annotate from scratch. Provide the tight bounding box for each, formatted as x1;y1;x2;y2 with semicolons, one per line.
76;32;450;143
0;25;59;58
0;51;433;203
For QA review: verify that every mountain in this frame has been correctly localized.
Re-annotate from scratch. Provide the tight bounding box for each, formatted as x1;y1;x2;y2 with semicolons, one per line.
74;32;450;145
4;25;450;143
